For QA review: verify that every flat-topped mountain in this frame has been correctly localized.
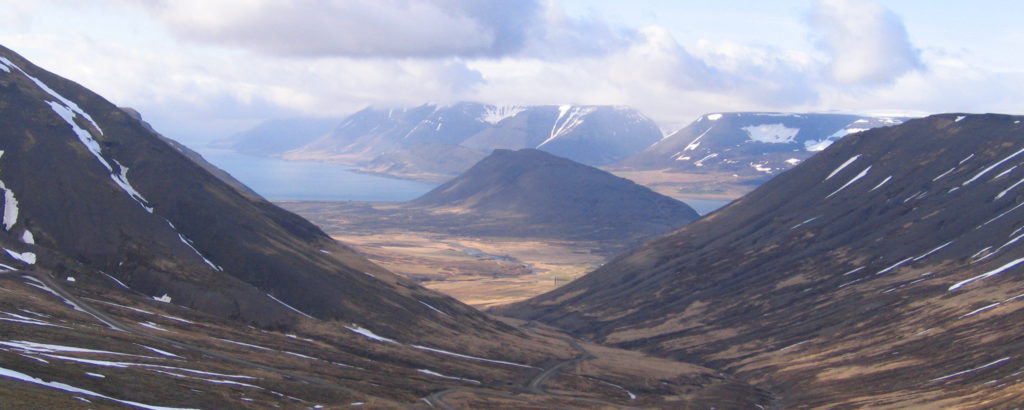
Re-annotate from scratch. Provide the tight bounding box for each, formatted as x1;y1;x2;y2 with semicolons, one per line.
615;112;905;178
505;114;1024;407
267;102;662;181
408;148;700;243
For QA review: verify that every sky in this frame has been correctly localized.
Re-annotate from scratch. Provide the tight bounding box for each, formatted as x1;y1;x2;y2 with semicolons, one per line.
1;0;1021;145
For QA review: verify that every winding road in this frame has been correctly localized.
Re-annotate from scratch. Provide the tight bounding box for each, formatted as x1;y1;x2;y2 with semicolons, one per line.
423;323;635;409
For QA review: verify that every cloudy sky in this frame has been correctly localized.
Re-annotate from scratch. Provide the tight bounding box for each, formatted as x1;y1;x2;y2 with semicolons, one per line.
1;0;1021;145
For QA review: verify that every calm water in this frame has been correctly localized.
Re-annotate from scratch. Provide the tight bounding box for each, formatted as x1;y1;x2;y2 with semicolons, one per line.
677;197;732;216
198;149;734;211
198;149;438;201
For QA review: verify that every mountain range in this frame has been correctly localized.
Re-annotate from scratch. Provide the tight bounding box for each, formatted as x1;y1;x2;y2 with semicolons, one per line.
218;102;663;182
503;113;1024;407
0;44;770;408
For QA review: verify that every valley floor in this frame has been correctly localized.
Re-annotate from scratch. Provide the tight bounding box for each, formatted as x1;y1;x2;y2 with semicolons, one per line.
278;200;608;308
606;168;760;200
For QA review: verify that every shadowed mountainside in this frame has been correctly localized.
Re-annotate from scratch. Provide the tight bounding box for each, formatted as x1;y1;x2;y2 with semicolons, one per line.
504;114;1024;408
407;148;700;242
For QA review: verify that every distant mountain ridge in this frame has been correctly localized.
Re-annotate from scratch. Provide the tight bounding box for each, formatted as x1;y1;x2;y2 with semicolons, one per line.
614;112;906;179
504;113;1024;407
217;102;663;181
209;117;340;156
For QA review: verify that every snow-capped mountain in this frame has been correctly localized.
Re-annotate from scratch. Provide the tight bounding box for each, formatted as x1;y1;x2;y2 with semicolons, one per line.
504;114;1024;407
460;105;662;166
273;102;662;181
615;112;906;178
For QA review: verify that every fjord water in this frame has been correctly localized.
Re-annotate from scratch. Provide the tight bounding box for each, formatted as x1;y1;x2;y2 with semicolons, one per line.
676;197;731;215
199;148;438;201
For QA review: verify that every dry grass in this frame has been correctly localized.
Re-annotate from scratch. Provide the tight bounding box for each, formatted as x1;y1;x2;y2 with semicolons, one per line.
606;169;755;200
331;232;604;308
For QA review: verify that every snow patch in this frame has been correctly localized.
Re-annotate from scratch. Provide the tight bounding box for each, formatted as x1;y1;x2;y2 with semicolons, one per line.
0;58;154;215
20;230;33;244
931;357;1011;382
213;338;272;351
136;344;183;358
685;126;713;151
0;340;144;357
138;321;168;332
694;153;718;167
175;231;221;272
411;345;534;368
0;180;19;231
827;165;871;198
266;293;315;319
933;167;957;182
949;257;1024;291
0;365;190;410
480;105;525;124
978;201;1024;229
47;102;153;213
705;113;722;121
955;115;966;122
875;257;913;275
101;272;130;289
915;241;954;261
790;216;819;230
594;379;636;400
539;105;595;148
419;301;450;317
958;302;1001;319
785;158;801;165
804;127;866;152
869;175;892;192
417;369;480;384
5;249;35;265
153;294;172;303
825;155;861;180
962;146;1024;186
994;165;1017;180
345;325;398;344
743;124;799;144
996;176;1024;200
0;312;69;329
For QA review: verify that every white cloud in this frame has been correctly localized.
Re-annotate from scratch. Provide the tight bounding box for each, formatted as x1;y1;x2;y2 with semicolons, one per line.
3;0;1018;145
809;0;923;85
135;0;540;58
